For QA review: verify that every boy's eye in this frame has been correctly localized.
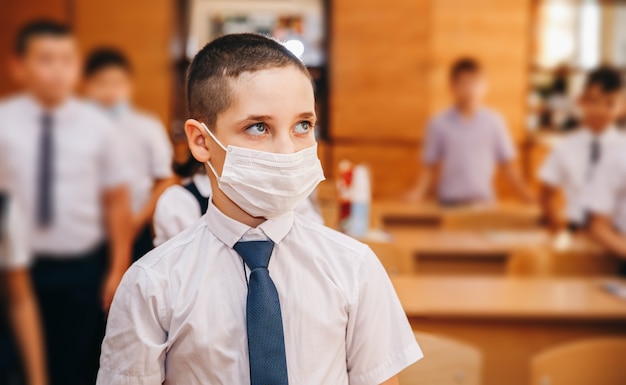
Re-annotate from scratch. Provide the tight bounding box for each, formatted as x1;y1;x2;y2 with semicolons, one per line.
244;123;267;136
294;121;312;134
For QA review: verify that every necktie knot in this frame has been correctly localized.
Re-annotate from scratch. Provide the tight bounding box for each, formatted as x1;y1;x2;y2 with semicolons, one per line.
233;240;275;270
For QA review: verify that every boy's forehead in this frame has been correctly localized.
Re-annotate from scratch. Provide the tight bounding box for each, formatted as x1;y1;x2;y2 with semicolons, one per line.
585;84;621;99
226;67;315;114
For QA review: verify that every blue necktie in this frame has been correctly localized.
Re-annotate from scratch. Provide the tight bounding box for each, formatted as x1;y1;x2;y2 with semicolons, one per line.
233;240;289;385
37;113;54;227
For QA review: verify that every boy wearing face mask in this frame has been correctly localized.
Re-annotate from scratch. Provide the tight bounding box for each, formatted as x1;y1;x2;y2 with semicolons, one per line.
83;48;175;260
97;34;421;385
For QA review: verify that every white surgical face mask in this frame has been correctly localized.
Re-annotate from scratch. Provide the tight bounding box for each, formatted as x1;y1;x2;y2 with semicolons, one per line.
201;123;325;219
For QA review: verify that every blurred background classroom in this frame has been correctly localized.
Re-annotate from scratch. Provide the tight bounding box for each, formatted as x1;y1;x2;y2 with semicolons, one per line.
2;0;626;385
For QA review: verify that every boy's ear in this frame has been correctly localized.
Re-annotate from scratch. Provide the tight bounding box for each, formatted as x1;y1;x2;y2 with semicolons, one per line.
184;119;211;163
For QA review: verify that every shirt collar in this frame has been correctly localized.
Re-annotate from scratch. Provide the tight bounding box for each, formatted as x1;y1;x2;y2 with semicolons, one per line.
204;199;294;248
22;93;75;120
583;125;620;143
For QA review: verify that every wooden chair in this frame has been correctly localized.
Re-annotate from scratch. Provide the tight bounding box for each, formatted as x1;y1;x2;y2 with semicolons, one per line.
362;240;415;276
530;338;626;385
399;331;482;385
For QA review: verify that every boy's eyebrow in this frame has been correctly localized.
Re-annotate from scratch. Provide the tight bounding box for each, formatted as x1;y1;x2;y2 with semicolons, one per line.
236;112;317;124
298;112;317;120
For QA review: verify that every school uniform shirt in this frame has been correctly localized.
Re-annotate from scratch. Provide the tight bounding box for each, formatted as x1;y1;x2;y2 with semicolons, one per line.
153;173;212;247
539;127;626;225
583;148;626;234
0;94;129;256
0;194;30;270
423;107;516;203
113;107;173;213
97;200;422;385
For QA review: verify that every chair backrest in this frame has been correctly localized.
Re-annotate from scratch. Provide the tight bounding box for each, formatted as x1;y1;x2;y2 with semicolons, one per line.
530;338;626;385
399;331;482;385
362;240;415;276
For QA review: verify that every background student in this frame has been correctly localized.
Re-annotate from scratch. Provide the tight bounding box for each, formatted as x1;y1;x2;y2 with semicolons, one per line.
83;48;174;260
539;67;626;232
0;20;132;385
406;57;535;205
152;154;211;247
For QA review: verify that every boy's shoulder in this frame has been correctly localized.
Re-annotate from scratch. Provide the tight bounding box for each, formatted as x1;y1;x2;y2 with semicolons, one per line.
292;212;370;257
0;94;29;117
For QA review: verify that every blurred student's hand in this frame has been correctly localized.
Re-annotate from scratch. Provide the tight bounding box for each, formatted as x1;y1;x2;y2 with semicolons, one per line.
101;269;125;311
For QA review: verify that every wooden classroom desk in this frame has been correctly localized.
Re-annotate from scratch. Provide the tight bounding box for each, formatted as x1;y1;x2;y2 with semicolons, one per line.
387;229;611;275
393;276;626;385
370;200;541;229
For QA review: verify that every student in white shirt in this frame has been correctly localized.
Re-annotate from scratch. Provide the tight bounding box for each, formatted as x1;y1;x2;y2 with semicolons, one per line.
83;48;174;260
0;20;132;385
1;192;47;385
97;33;421;385
540;67;626;232
153;155;212;247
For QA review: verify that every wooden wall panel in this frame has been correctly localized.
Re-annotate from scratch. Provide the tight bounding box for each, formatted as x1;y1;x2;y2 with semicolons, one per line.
73;0;173;126
330;0;431;142
0;0;70;97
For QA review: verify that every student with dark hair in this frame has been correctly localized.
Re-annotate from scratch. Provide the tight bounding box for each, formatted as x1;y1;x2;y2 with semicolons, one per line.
84;47;174;261
406;57;534;205
540;66;626;232
0;19;132;385
97;33;421;385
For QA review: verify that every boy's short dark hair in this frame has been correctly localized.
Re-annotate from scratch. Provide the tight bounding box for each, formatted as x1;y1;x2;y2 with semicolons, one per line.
14;19;72;56
186;33;310;130
450;57;481;81
84;48;132;77
585;66;623;93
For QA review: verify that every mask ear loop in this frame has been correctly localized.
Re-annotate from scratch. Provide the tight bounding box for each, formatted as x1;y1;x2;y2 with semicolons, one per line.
200;122;227;179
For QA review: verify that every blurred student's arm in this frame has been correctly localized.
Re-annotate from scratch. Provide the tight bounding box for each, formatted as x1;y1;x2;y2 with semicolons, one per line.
97;266;168;384
583;152;626;257
152;186;202;247
102;186;132;310
493;114;536;203
5;270;48;385
405;119;441;203
589;214;626;258
404;164;436;203
539;183;565;232
501;161;536;203
131;177;175;236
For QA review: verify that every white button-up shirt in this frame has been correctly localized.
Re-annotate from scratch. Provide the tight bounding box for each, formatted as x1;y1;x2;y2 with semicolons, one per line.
584;148;626;234
114;108;173;213
0;94;129;255
539;127;626;224
98;200;421;385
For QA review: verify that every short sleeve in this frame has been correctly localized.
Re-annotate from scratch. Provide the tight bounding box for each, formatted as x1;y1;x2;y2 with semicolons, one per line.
149;119;173;179
0;194;31;270
346;248;423;385
538;147;565;187
100;123;131;189
153;186;202;246
583;153;625;216
96;265;168;385
422;119;443;165
492;114;516;162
